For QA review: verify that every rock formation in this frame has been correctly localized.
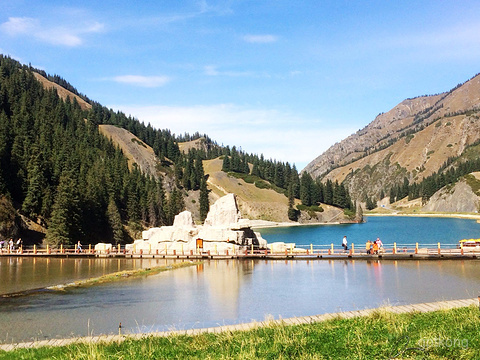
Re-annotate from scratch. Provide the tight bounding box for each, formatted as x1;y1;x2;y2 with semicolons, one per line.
422;174;480;213
127;193;268;253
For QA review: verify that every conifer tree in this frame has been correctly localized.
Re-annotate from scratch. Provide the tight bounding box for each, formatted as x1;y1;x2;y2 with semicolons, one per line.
107;196;124;244
45;170;82;246
199;178;209;222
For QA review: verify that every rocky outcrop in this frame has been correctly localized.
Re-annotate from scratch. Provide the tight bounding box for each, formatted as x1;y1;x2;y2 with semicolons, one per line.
204;193;242;227
128;193;268;253
423;175;480;213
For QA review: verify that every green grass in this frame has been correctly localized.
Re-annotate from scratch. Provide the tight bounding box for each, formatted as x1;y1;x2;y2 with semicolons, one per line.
296;204;324;212
47;261;202;292
2;306;479;359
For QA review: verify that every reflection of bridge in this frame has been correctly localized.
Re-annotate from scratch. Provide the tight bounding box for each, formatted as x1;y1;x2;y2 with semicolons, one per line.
1;243;480;260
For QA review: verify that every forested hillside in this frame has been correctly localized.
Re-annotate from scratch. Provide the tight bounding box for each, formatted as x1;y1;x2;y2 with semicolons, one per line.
0;56;180;245
0;55;357;246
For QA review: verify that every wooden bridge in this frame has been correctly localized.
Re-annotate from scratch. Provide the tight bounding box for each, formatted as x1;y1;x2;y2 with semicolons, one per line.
1;242;479;260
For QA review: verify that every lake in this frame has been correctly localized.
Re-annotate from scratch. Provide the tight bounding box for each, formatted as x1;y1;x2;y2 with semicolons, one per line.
1;216;480;343
257;215;480;248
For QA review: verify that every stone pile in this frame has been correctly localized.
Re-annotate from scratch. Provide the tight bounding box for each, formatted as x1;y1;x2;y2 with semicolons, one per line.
126;193;268;253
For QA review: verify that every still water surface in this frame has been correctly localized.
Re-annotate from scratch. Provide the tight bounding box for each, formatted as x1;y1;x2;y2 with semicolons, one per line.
1;258;480;343
258;216;480;247
1;216;480;343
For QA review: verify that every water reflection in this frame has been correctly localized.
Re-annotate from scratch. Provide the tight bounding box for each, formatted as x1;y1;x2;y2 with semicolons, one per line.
0;258;480;343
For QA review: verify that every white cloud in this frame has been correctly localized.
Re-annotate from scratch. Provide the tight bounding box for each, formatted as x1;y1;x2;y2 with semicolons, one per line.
0;17;37;35
0;17;104;47
112;75;171;88
243;34;278;44
110;103;354;169
203;65;253;77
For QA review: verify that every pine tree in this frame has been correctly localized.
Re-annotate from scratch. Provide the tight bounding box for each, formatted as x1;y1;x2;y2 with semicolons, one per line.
107;196;124;244
0;195;17;241
324;179;334;205
287;184;298;221
199;178;209;222
45;170;82;246
222;155;231;172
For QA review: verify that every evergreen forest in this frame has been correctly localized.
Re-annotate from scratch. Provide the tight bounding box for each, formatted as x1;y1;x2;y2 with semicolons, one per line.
0;55;355;246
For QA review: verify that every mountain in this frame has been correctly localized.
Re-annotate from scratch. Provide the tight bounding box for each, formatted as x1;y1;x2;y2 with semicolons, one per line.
304;73;480;203
0;55;355;245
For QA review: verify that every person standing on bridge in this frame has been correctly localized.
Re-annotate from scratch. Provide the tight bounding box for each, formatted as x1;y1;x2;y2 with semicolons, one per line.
366;240;372;254
342;236;348;252
77;241;82;253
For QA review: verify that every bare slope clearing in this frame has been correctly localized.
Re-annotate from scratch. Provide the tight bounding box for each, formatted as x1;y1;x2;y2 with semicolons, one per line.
204;158;347;223
204;158;290;222
178;137;210;154
33;72;91;111
99;125;159;179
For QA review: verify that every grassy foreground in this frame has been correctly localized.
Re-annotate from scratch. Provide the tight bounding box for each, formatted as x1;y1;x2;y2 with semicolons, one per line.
1;306;479;359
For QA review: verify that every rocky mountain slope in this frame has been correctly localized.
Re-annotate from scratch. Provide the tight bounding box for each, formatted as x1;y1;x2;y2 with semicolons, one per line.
304;73;480;201
422;172;480;213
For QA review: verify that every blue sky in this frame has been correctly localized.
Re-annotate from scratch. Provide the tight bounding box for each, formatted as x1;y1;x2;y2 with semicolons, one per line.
1;1;480;170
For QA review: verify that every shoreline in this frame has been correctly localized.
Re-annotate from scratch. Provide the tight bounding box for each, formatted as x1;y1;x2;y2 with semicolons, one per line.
365;212;480;220
251;211;480;229
1;297;477;352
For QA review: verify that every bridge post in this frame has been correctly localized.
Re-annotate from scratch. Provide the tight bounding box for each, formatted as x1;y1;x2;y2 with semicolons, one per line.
351;243;354;255
251;243;254;255
438;242;441;255
331;243;334;255
415;242;418;254
393;242;396;255
34;244;37;254
310;244;313;254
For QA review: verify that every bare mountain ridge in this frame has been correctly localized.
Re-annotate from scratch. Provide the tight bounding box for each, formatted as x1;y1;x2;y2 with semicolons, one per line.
304;73;480;181
304;73;480;200
32;72;92;111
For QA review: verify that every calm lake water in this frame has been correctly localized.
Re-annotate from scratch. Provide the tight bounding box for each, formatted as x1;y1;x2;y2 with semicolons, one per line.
258;216;480;247
1;216;479;343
